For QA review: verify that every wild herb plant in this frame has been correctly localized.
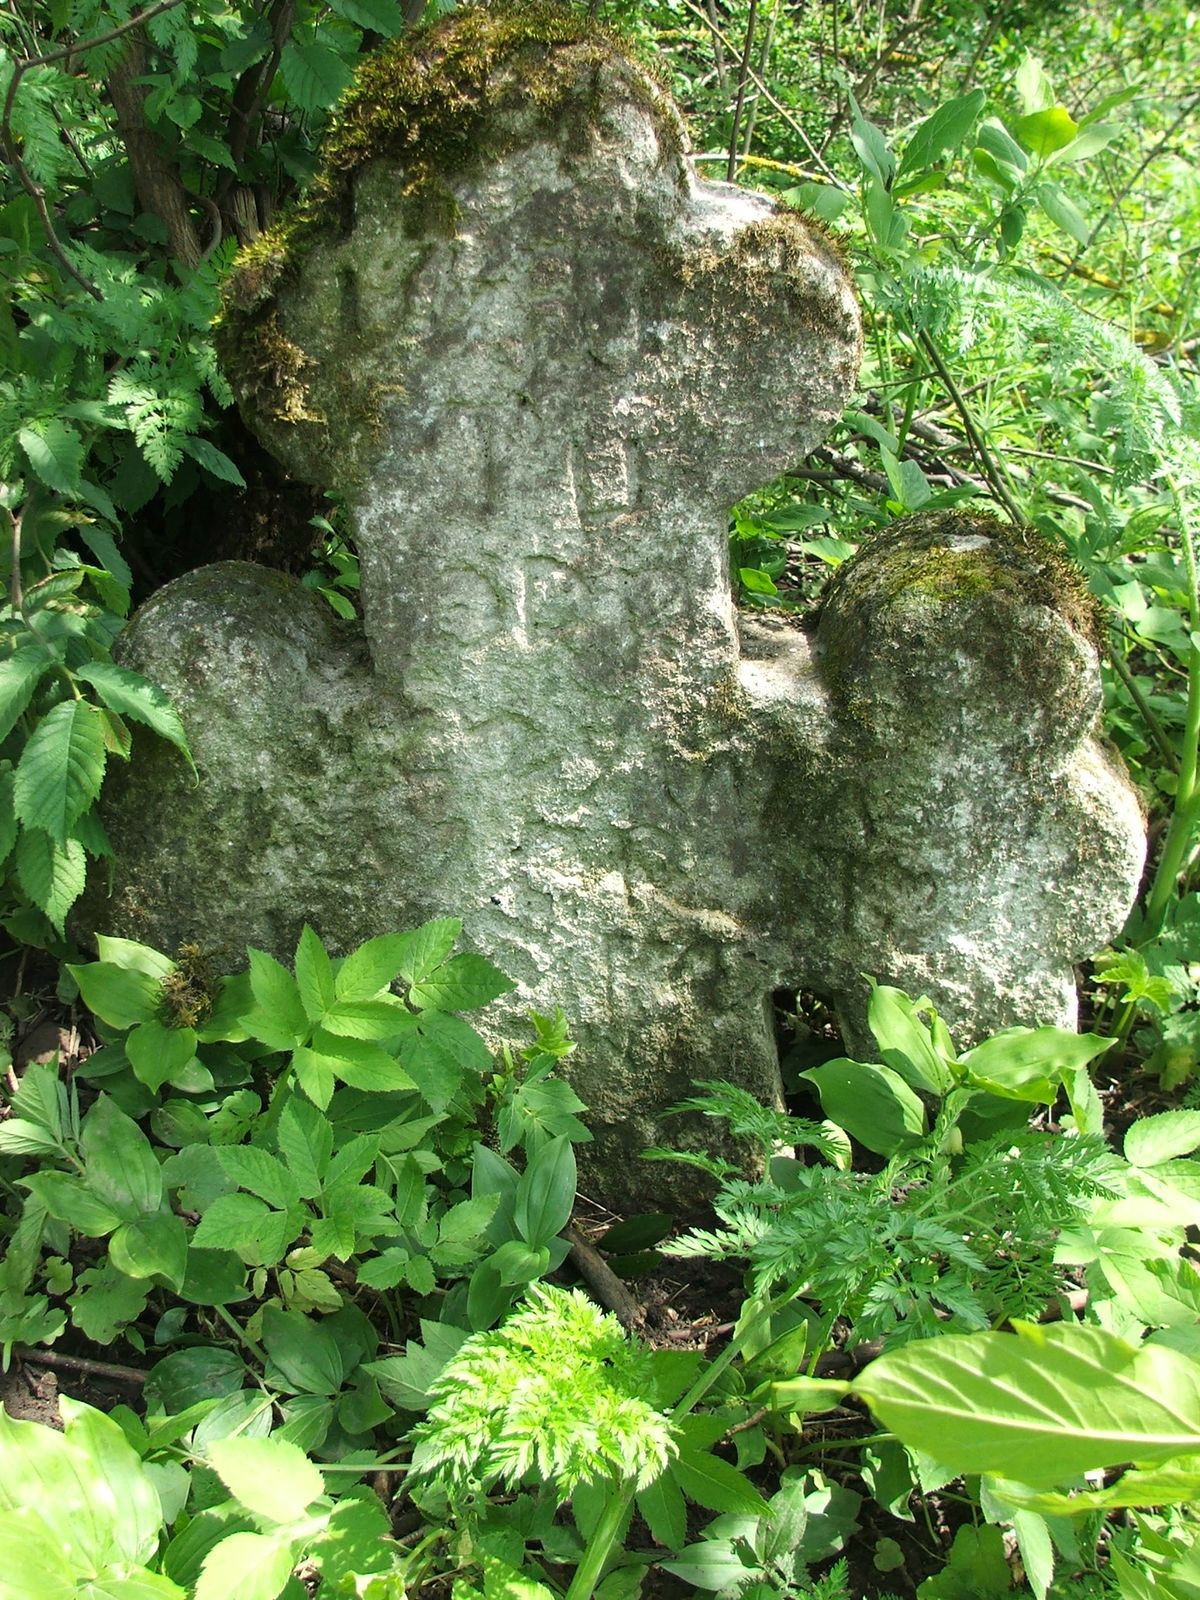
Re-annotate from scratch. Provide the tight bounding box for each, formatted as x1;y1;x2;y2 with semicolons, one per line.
0;919;586;1364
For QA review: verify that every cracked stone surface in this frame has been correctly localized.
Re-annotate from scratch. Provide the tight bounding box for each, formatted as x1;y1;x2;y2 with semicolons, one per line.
88;12;1145;1203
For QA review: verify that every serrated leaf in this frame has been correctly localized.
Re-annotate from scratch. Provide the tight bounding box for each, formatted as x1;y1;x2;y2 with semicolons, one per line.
207;1435;324;1524
1125;1112;1200;1167
15;700;107;844
294;924;335;1022
15;829;86;931
182;436;246;487
395;917;462;983
670;1445;769;1515
18;420;83;494
74;661;193;766
333;932;412;1001
276;1096;333;1197
279;36;354;113
194;1530;295;1600
246;947;309;1048
216;1145;303;1210
409;952;516;1012
328;0;402;32
0;647;53;742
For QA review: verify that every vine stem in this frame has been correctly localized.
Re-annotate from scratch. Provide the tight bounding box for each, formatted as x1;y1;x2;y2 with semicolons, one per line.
213;1302;270;1369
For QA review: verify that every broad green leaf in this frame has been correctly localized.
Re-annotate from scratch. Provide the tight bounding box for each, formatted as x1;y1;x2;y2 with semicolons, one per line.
261;1305;345;1396
245;947;309;1048
514;1135;576;1245
867;984;953;1092
753;1376;850;1415
854;1321;1200;1487
74;661;193;766
144;1347;246;1414
1015;53;1055;114
328;0;402;32
660;1542;755;1592
409;951;515;1012
15;830;86;932
67;960;162;1028
81;1095;162;1217
294;924;335;1022
193;1530;296;1600
126;1018;198;1092
15;699;106;844
1000;1453;1200;1514
0;1397;165;1577
0;647;53;742
1015;105;1078;158
109;1212;188;1291
18;420;82;494
1048;122;1121;164
333;932;410;1001
959;1027;1112;1102
490;1238;551;1285
20;1169;121;1235
0;768;15;864
898;89;986;177
799;1060;925;1155
1037;182;1090;244
207;1436;323;1524
1125;1112;1200;1167
181;436;246;488
93;937;174;979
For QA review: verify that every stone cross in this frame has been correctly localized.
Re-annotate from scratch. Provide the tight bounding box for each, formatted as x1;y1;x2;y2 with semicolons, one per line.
94;9;1145;1203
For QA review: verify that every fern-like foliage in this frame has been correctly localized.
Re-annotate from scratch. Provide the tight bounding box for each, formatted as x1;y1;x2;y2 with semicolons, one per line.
408;1283;677;1502
662;1085;1113;1348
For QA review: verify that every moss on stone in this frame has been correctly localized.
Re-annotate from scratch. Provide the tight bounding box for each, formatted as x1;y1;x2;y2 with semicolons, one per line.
216;1;683;449
678;213;860;344
817;509;1103;725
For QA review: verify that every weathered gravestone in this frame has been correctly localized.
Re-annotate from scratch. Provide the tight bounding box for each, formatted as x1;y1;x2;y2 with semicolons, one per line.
91;6;1146;1201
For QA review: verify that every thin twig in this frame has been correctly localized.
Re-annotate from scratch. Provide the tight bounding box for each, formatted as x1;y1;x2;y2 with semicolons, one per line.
676;0;840;184
726;0;759;183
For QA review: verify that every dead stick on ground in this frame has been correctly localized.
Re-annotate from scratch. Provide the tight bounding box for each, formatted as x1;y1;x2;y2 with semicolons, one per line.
16;1344;147;1386
565;1223;641;1327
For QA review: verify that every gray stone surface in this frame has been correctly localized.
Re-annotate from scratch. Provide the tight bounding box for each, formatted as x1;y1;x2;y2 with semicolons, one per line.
89;11;1144;1203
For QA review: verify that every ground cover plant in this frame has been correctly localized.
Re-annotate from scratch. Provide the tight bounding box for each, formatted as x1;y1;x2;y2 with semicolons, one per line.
4;0;1200;1596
